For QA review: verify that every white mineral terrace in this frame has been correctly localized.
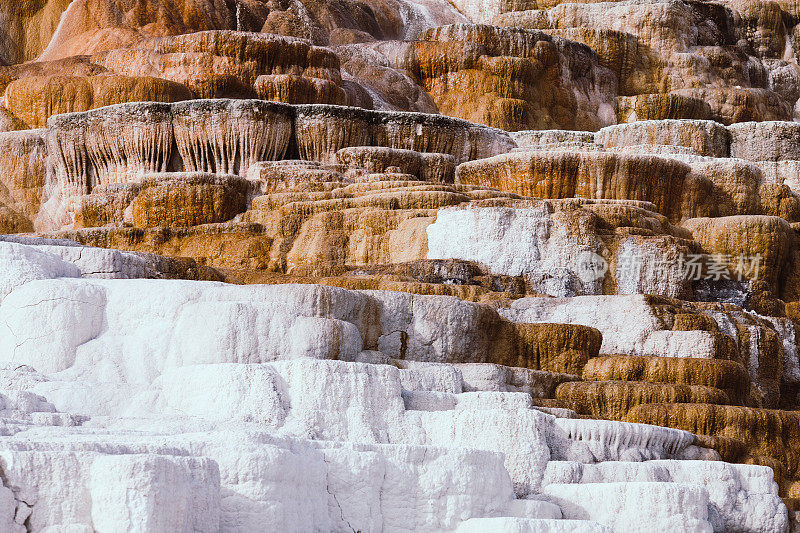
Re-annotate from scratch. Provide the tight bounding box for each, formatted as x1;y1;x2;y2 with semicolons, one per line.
5;0;800;530
0;238;786;532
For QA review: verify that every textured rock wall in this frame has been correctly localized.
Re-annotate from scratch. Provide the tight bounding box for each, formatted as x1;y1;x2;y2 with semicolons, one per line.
5;0;800;529
492;0;800;126
42;100;514;223
8;0;800;132
0;239;789;532
398;24;618;131
4;74;193;129
0;0;73;64
455;151;689;219
0;129;47;232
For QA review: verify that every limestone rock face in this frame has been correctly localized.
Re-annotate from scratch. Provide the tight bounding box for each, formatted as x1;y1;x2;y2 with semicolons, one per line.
398;24;618;131
8;0;800;529
0;107;26;132
172;99;294;175
0;130;47;231
595;120;731;158
41;100;514;223
490;0;800;126
0;240;789;532
0;0;73;64
729;121;800;162
455;151;689;220
682;215;793;289
616;94;712;123
1;31;378;128
499;294;793;409
93;31;354;103
334;44;441;112
19;0;465;61
7;0;800;133
426;201;625;297
130;173;249;228
293;103;516;163
5;74;193;129
582;355;752;405
335;146;457;182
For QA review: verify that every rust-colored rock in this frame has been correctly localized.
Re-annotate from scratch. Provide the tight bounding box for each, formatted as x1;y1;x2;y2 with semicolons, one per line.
0;129;47;228
616;94;712;123
556;380;730;420
130;173;249;228
455;150;689;220
492;322;602;375
5;74;192;128
582;355;752;405
0;0;73;64
627;403;800;483
93;31;351;101
683;215;793;289
401;24;617;131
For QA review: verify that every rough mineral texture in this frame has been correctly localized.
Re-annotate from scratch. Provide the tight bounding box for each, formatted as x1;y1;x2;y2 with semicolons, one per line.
5;74;193;128
492;0;799;125
0;239;788;533
4;0;800;530
454;150;690;220
396;24;618;131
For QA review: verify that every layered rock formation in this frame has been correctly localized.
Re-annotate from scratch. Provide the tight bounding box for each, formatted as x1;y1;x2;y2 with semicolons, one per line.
4;0;800;531
0;239;790;532
389;24;618;131
1;104;799;529
9;0;800;131
491;0;800;126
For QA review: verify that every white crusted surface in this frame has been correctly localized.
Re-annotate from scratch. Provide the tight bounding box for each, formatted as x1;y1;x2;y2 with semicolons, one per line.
0;241;788;532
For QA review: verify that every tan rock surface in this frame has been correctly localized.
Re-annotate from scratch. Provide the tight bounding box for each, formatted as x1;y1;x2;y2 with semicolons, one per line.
5;74;192;128
399;24;618;131
0;0;73;64
455;150;689;220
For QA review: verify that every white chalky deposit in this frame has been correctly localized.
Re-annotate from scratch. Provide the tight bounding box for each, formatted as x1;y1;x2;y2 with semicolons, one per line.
0;239;787;532
7;0;800;529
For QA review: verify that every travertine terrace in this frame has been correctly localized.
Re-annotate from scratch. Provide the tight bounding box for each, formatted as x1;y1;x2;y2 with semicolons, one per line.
4;0;800;531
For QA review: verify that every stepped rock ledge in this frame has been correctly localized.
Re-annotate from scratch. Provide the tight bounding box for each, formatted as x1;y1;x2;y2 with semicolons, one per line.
4;0;800;531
